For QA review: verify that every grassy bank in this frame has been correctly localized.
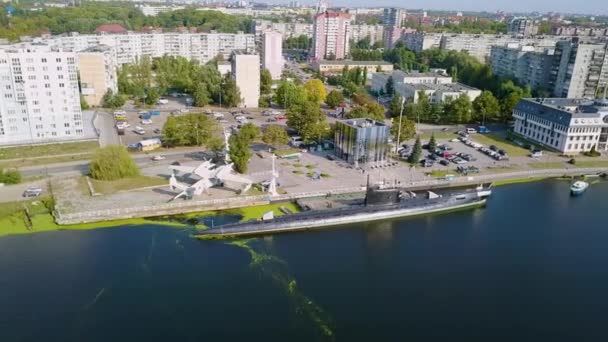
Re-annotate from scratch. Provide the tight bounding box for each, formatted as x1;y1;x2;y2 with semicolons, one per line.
0;141;98;160
0;199;300;239
492;177;548;187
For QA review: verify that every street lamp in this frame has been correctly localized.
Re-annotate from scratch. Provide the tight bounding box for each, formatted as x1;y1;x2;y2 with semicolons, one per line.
395;97;406;154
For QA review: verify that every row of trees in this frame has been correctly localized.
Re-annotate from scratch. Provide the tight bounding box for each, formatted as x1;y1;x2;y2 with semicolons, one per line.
89;145;139;181
117;56;241;107
1;4;252;41
0;168;21;185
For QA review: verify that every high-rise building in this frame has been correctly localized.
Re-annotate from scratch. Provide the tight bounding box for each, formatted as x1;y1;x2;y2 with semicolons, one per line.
382;8;406;49
553;39;608;98
0;47;84;145
382;8;405;27
261;30;283;80
78;45;118;107
231;51;260;108
508;18;539;37
312;11;351;60
490;44;555;91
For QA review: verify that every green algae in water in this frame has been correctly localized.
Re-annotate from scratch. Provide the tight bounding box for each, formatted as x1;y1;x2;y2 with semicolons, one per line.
228;239;335;340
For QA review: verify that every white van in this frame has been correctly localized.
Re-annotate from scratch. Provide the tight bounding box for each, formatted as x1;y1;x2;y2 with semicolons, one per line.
466;128;477;134
157;98;169;105
289;136;303;147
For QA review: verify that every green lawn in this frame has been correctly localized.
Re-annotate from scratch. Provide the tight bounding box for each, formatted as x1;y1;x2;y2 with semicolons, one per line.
484;165;522;173
528;162;567;169
0;199;301;239
470;134;530;157
275;148;301;157
420;132;457;140
0;141;98;160
426;169;455;178
575;160;608;168
90;176;167;195
0;153;93;169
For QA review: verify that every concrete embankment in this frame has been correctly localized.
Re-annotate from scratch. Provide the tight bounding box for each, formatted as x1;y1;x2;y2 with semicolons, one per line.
53;167;607;225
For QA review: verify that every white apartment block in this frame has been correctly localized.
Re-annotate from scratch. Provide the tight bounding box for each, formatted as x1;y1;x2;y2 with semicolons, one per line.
261;31;284;80
138;5;185;16
33;32;255;66
513;98;608;154
440;34;563;62
553;39;608;99
490;44;555;90
350;24;384;46
0;47;84;145
231;52;260;108
255;20;313;40
402;32;443;53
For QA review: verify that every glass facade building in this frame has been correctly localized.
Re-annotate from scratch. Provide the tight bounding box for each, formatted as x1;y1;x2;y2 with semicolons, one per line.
334;118;390;166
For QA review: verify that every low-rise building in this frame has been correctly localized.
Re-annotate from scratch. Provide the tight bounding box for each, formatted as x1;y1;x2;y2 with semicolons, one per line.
312;60;393;75
512;97;608;154
334;118;390;167
371;70;481;103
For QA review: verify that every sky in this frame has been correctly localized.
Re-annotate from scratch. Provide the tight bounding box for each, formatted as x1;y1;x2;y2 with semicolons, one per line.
322;0;608;16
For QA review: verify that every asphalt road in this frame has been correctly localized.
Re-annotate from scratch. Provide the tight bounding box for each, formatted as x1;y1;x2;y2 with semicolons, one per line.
19;149;201;178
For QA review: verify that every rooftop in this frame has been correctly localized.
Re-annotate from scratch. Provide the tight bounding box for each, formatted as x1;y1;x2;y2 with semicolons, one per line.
94;24;127;34
316;60;393;66
341;118;386;128
405;82;479;92
516;98;608;126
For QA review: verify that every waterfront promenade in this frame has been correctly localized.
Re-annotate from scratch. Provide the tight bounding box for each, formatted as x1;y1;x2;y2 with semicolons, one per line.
53;167;607;225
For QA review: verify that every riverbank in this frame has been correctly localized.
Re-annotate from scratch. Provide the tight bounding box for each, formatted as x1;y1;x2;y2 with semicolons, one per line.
0;200;300;239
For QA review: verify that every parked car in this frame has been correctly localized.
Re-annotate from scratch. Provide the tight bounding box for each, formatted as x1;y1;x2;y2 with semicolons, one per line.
23;187;42;198
151;155;166;161
153;128;162;134
421;159;434;167
141;119;153;125
439;159;450;166
276;115;287;120
134;126;145;135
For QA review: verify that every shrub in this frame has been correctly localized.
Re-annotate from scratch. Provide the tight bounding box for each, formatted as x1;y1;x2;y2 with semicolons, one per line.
89;145;140;180
0;168;22;184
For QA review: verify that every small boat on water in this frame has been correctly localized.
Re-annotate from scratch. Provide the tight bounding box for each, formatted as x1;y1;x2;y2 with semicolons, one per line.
570;181;589;196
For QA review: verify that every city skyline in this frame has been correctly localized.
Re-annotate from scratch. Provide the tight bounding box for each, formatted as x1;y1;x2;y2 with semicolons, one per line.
283;0;608;16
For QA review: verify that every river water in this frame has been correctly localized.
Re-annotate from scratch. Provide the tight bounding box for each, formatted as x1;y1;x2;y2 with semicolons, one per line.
1;180;608;341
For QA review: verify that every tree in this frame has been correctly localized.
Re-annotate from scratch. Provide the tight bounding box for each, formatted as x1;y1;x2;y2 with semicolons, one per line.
262;125;290;147
260;68;273;95
444;94;472;123
346;102;385;122
428;133;437;151
325;90;344;109
408;136;422;164
259;96;271;108
229;134;252;174
0;168;22;185
220;75;241;107
80;95;90;110
89;145;139;181
390;117;416;143
101;89;125;109
304;79;327;104
146;87;160;106
286;100;329;143
385;76;395;95
274;81;307;109
162;113;217;147
238;123;260;143
472;90;500;124
389;94;404;117
193;84;211;107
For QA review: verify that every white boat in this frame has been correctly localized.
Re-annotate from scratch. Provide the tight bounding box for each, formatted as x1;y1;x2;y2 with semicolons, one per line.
570;181;589;196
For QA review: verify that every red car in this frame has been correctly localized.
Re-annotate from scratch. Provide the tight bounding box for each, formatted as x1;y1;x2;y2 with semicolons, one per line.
276;115;287;120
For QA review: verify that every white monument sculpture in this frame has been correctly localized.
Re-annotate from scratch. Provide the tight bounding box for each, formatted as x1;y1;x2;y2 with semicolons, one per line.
267;153;279;196
168;160;252;201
